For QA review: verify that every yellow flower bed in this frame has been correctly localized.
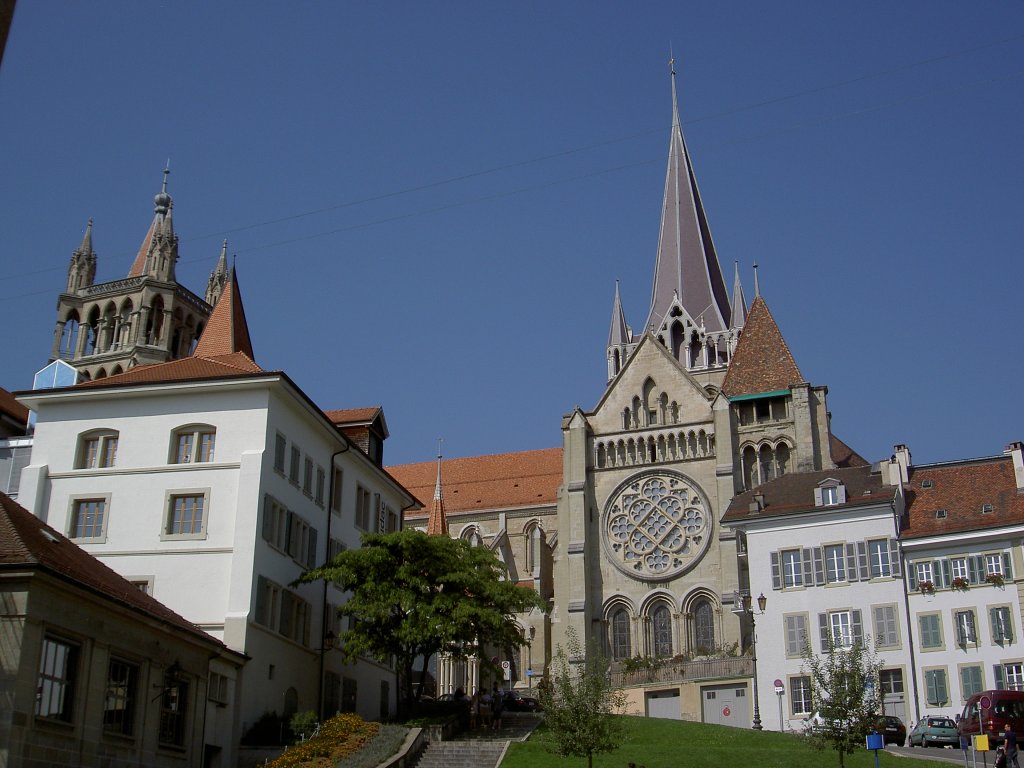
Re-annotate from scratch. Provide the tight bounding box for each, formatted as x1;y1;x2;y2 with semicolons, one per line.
266;713;380;768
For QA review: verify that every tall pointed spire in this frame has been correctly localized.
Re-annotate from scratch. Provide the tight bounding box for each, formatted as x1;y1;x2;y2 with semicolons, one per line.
192;265;255;359
426;441;449;536
729;262;748;330
128;164;176;278
66;219;97;292
606;280;633;380
206;240;230;306
644;60;731;336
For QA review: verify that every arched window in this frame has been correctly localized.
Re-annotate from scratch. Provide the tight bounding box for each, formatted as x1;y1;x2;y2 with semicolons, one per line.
742;446;757;489
76;429;119;469
776;443;791;476
462;528;483;547
526;523;543;576
611;608;631;661
171;424;217;464
283;687;299;719
759;444;775;483
652;605;672;658
693;599;715;653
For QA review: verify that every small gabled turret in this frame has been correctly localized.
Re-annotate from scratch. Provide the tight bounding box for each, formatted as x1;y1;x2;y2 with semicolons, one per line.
128;166;178;282
206;240;229;306
426;447;449;537
66;219;97;293
607;280;634;380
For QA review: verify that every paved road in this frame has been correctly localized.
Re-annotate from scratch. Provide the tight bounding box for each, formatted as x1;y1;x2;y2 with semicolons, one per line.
886;745;999;766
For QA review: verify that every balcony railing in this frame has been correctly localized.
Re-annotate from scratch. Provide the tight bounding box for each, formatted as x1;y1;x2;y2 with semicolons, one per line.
609;655;753;688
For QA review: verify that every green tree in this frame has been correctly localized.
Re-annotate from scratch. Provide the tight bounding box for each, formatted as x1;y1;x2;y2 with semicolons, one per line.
801;634;882;768
538;629;626;768
300;529;542;711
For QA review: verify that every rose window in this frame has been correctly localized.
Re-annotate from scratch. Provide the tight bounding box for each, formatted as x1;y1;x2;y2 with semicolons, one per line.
603;471;711;580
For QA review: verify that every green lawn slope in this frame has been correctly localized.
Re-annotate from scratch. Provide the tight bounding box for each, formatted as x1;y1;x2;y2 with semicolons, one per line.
502;716;947;768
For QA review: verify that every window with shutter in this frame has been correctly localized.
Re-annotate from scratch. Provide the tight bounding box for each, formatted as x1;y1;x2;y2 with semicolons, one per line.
846;543;859;582
961;665;984;699
925;669;948;706
919;614;942;649
770;551;781;590
785;614;808;657
873;605;898;648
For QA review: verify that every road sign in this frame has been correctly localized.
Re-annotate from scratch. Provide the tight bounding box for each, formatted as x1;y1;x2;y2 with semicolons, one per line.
501;660;511;670
527;669;534;677
773;679;783;688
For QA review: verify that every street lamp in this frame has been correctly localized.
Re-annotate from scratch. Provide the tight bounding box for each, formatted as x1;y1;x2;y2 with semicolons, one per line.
742;592;768;731
527;626;536;691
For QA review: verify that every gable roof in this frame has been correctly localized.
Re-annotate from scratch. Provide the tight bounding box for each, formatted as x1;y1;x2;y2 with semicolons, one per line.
0;491;224;647
722;464;897;524
830;433;869;468
390;447;562;517
721;296;805;398
902;456;1024;540
192;267;255;359
75;351;265;388
0;386;29;433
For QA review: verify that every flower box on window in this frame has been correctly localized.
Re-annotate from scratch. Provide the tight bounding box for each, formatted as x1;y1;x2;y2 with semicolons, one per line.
918;580;935;595
951;577;970;592
986;573;1005;588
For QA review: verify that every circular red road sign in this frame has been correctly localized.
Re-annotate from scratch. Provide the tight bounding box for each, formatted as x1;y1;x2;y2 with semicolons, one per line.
980;696;992;709
774;679;784;688
723;707;731;717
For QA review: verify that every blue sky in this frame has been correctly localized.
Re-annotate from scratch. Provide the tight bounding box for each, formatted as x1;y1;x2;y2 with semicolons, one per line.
1;2;1021;467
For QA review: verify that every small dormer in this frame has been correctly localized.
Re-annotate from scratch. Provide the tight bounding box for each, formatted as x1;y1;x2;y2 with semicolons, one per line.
814;478;846;507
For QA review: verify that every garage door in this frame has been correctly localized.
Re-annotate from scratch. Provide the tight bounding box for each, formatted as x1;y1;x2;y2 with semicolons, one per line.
702;683;749;728
646;689;680;720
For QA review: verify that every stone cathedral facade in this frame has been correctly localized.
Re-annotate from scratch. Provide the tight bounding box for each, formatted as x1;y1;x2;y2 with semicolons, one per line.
391;68;863;721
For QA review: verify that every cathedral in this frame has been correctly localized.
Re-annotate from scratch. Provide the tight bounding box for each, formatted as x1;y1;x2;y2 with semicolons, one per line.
390;65;865;723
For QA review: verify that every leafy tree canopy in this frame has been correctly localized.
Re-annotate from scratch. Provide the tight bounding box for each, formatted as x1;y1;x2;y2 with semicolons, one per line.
300;529;543;708
539;629;626;768
801;635;883;768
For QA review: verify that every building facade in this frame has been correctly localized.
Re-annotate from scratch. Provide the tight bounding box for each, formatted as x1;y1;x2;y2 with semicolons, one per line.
17;253;414;742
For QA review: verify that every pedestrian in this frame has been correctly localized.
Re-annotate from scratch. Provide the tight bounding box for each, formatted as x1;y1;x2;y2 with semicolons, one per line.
480;688;493;729
491;683;504;730
1005;721;1020;768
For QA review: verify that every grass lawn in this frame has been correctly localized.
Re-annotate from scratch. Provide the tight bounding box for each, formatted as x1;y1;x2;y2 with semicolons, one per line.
501;716;946;768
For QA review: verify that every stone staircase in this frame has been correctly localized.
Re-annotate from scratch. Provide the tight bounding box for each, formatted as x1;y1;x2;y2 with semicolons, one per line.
412;713;543;768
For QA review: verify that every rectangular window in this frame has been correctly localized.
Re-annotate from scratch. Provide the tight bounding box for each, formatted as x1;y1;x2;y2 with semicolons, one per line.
36;635;78;721
951;557;968;581
830;611;853;647
315;467;326;506
873;605;899;649
279;590;312;645
104;658;138;736
916;561;933;586
274;433;286;473
289;446;301;485
961;665;984;699
879;668;904;696
70;498;106;541
303;457;314;496
955;610;977;646
331;467;343;514
868;539;892;578
821;486;839;505
208;672;229;704
158;677;188;747
825;544;846;583
919;613;943;649
1005;663;1024;691
166;494;205;537
262;496;289;552
925;668;949;707
987;554;1004;576
782;549;803;588
355;485;371;531
992;606;1014;644
785;614;808;657
256;576;282;630
174;428;216;464
790;675;813;716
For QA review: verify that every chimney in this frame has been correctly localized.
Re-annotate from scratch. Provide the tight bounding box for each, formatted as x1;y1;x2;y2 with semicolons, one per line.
748;493;765;515
1005;441;1024;493
892;444;911;484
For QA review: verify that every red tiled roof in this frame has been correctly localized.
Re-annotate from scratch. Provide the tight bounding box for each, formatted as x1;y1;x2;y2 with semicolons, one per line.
721;297;805;398
390;447;562;516
723;465;896;524
831;433;868;468
324;407;381;425
76;352;264;388
193;268;254;359
0;492;223;646
902;457;1024;540
0;386;29;428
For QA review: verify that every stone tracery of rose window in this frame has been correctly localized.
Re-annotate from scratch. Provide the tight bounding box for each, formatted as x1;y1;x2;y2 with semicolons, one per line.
603;471;711;580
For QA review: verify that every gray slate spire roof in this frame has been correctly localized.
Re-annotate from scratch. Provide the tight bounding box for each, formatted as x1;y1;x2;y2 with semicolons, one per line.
730;262;748;329
644;62;731;335
608;280;630;347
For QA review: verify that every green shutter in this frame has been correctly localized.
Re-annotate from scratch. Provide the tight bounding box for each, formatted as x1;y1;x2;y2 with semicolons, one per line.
995;664;1007;690
771;552;781;590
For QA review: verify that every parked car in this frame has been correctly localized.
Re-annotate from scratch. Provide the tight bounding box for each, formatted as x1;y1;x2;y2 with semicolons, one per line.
958;690;1024;740
909;715;957;747
504;693;542;712
876;715;907;745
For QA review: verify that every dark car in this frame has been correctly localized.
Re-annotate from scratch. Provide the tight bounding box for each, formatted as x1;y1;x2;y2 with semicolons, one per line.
504;693;542;712
876;715;907;745
909;715;958;747
959;690;1024;741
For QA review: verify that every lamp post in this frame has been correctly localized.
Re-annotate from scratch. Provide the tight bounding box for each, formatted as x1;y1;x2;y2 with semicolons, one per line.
528;626;536;692
742;592;767;731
